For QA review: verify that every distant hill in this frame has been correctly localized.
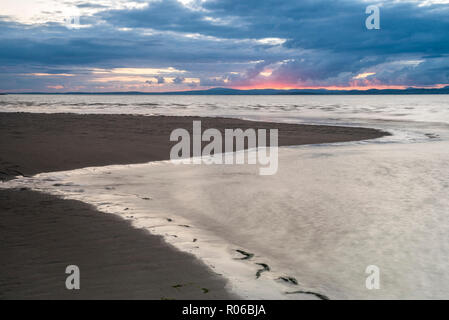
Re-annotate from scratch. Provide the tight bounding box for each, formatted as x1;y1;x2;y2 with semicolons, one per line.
7;86;449;95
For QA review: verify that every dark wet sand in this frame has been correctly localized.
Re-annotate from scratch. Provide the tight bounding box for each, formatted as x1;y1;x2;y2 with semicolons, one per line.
0;189;236;299
0;113;387;180
0;112;389;299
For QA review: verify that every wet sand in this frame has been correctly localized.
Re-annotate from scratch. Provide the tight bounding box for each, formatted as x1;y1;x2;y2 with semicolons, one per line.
0;112;386;180
0;188;236;299
0;112;388;299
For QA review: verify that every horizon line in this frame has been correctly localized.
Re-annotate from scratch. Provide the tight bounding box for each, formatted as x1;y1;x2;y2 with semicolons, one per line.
2;85;449;95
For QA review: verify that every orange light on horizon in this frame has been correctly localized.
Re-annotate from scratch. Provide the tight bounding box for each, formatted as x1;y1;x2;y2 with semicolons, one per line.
231;83;449;91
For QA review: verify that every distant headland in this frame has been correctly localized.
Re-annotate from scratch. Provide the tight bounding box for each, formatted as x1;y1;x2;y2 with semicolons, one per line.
5;86;449;95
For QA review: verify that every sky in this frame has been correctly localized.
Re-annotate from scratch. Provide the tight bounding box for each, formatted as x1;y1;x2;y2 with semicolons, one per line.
1;0;449;92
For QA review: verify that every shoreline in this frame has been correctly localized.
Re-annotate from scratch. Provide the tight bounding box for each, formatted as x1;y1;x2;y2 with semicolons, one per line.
0;188;237;300
0;112;389;299
0;112;388;180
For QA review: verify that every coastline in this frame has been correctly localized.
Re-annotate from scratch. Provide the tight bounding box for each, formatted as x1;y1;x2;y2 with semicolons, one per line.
0;112;389;299
0;112;387;180
0;188;236;299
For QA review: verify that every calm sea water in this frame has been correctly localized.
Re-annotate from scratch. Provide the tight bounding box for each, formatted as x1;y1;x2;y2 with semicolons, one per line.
1;94;449;299
1;94;449;125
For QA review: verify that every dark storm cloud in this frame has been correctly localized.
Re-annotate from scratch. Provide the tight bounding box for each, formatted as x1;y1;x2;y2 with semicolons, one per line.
103;0;449;55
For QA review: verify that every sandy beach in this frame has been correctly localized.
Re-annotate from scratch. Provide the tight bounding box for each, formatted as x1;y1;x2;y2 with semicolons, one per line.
0;112;388;299
0;112;386;180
